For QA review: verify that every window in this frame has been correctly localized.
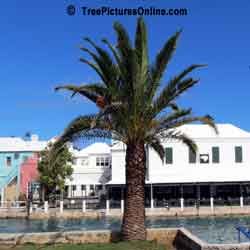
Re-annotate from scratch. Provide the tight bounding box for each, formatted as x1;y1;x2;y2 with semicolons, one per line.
6;157;12;166
14;153;19;160
235;146;243;163
81;157;88;166
22;156;28;162
189;148;196;163
200;154;209;164
96;157;110;167
90;185;94;190
165;147;173;164
72;185;76;191
72;158;77;165
81;185;86;191
104;158;109;166
212;147;220;163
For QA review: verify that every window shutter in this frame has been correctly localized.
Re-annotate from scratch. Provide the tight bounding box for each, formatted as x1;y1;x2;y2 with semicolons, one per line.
212;147;219;163
165;147;173;164
235;146;243;163
189;148;196;163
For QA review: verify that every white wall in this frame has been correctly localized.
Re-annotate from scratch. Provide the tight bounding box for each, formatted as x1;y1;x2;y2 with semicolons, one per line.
111;138;250;184
65;153;111;197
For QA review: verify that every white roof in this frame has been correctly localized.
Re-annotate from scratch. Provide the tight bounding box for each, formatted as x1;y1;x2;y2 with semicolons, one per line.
174;124;250;138
75;142;111;157
0;137;47;152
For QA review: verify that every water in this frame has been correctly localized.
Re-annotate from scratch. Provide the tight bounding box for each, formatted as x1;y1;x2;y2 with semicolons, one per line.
0;216;250;244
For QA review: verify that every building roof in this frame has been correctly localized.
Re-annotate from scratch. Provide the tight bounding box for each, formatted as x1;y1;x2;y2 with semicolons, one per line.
0;137;47;152
174;124;250;138
75;142;111;157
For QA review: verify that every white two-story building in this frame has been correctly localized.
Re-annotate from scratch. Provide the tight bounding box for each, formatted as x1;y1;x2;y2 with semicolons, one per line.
109;124;250;209
64;124;250;209
65;142;111;198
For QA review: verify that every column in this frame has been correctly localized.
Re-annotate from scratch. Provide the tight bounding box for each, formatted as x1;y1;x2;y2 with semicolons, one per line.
240;185;244;208
180;185;184;211
150;184;154;209
106;187;110;215
121;187;124;213
44;201;49;213
82;200;86;212
29;202;33;214
68;185;72;198
210;185;214;211
1;188;4;207
196;185;200;209
60;201;64;213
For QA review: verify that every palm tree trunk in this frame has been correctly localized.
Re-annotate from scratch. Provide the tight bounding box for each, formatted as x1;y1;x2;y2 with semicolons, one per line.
121;142;146;241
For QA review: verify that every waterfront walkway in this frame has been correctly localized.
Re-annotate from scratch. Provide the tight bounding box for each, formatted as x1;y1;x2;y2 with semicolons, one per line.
1;205;250;219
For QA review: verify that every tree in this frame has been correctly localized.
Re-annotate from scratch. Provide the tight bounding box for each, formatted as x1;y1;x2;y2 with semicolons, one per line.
53;18;217;240
38;143;73;198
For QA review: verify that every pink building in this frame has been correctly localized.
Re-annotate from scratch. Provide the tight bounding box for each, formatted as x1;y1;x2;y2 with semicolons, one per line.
20;154;39;195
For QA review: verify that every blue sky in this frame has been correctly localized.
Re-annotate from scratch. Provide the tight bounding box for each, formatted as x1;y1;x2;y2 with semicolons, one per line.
1;0;250;141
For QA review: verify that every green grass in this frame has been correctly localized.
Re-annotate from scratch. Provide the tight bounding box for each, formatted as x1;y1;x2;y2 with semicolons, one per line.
0;241;166;250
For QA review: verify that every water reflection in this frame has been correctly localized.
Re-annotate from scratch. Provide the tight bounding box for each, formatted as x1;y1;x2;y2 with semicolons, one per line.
0;216;249;244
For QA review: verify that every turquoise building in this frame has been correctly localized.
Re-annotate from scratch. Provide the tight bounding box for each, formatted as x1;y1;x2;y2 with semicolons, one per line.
0;135;46;202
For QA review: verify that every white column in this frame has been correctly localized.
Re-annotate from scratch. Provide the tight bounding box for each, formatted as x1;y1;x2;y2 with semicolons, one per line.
210;197;214;211
44;201;49;213
60;201;64;213
180;198;184;211
1;188;4;207
150;184;154;209
121;199;124;213
82;200;86;212
240;196;244;208
121;188;124;213
106;199;110;215
29;202;33;214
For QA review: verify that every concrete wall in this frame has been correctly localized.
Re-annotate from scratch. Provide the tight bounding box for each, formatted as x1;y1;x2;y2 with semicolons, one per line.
0;227;249;250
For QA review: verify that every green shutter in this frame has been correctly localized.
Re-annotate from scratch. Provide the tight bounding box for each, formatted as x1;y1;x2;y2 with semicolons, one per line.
235;146;243;163
212;147;219;163
165;147;173;164
189;148;196;163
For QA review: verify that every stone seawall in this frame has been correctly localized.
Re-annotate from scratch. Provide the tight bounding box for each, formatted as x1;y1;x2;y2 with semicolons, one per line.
2;206;250;219
0;227;250;249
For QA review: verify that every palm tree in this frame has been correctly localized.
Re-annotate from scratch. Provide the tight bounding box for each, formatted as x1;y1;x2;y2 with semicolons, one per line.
54;18;217;241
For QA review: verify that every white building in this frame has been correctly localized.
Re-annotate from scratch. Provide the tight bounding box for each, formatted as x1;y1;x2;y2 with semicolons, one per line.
109;124;250;209
64;124;250;209
65;142;111;198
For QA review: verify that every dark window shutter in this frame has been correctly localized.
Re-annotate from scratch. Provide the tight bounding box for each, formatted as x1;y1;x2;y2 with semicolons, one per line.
165;147;173;164
235;146;243;163
189;148;196;163
212;147;220;163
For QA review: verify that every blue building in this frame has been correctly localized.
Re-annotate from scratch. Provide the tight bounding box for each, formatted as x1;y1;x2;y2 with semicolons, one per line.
0;135;46;203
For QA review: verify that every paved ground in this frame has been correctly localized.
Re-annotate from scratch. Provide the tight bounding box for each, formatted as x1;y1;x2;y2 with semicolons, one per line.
0;205;250;219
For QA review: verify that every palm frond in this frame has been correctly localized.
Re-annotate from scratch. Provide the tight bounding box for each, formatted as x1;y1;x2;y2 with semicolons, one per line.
147;137;165;161
55;85;99;103
151;77;199;117
147;30;181;102
163;131;197;153
135;17;148;82
157;115;218;135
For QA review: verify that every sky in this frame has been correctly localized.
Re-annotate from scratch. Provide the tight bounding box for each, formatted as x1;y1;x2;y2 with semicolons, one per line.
1;0;250;142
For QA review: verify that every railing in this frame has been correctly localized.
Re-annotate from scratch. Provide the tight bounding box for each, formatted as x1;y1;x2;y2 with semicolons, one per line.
236;226;250;243
0;201;26;209
214;198;240;206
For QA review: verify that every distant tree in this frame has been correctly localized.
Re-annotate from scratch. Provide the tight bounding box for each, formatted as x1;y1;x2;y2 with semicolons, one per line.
38;143;73;198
